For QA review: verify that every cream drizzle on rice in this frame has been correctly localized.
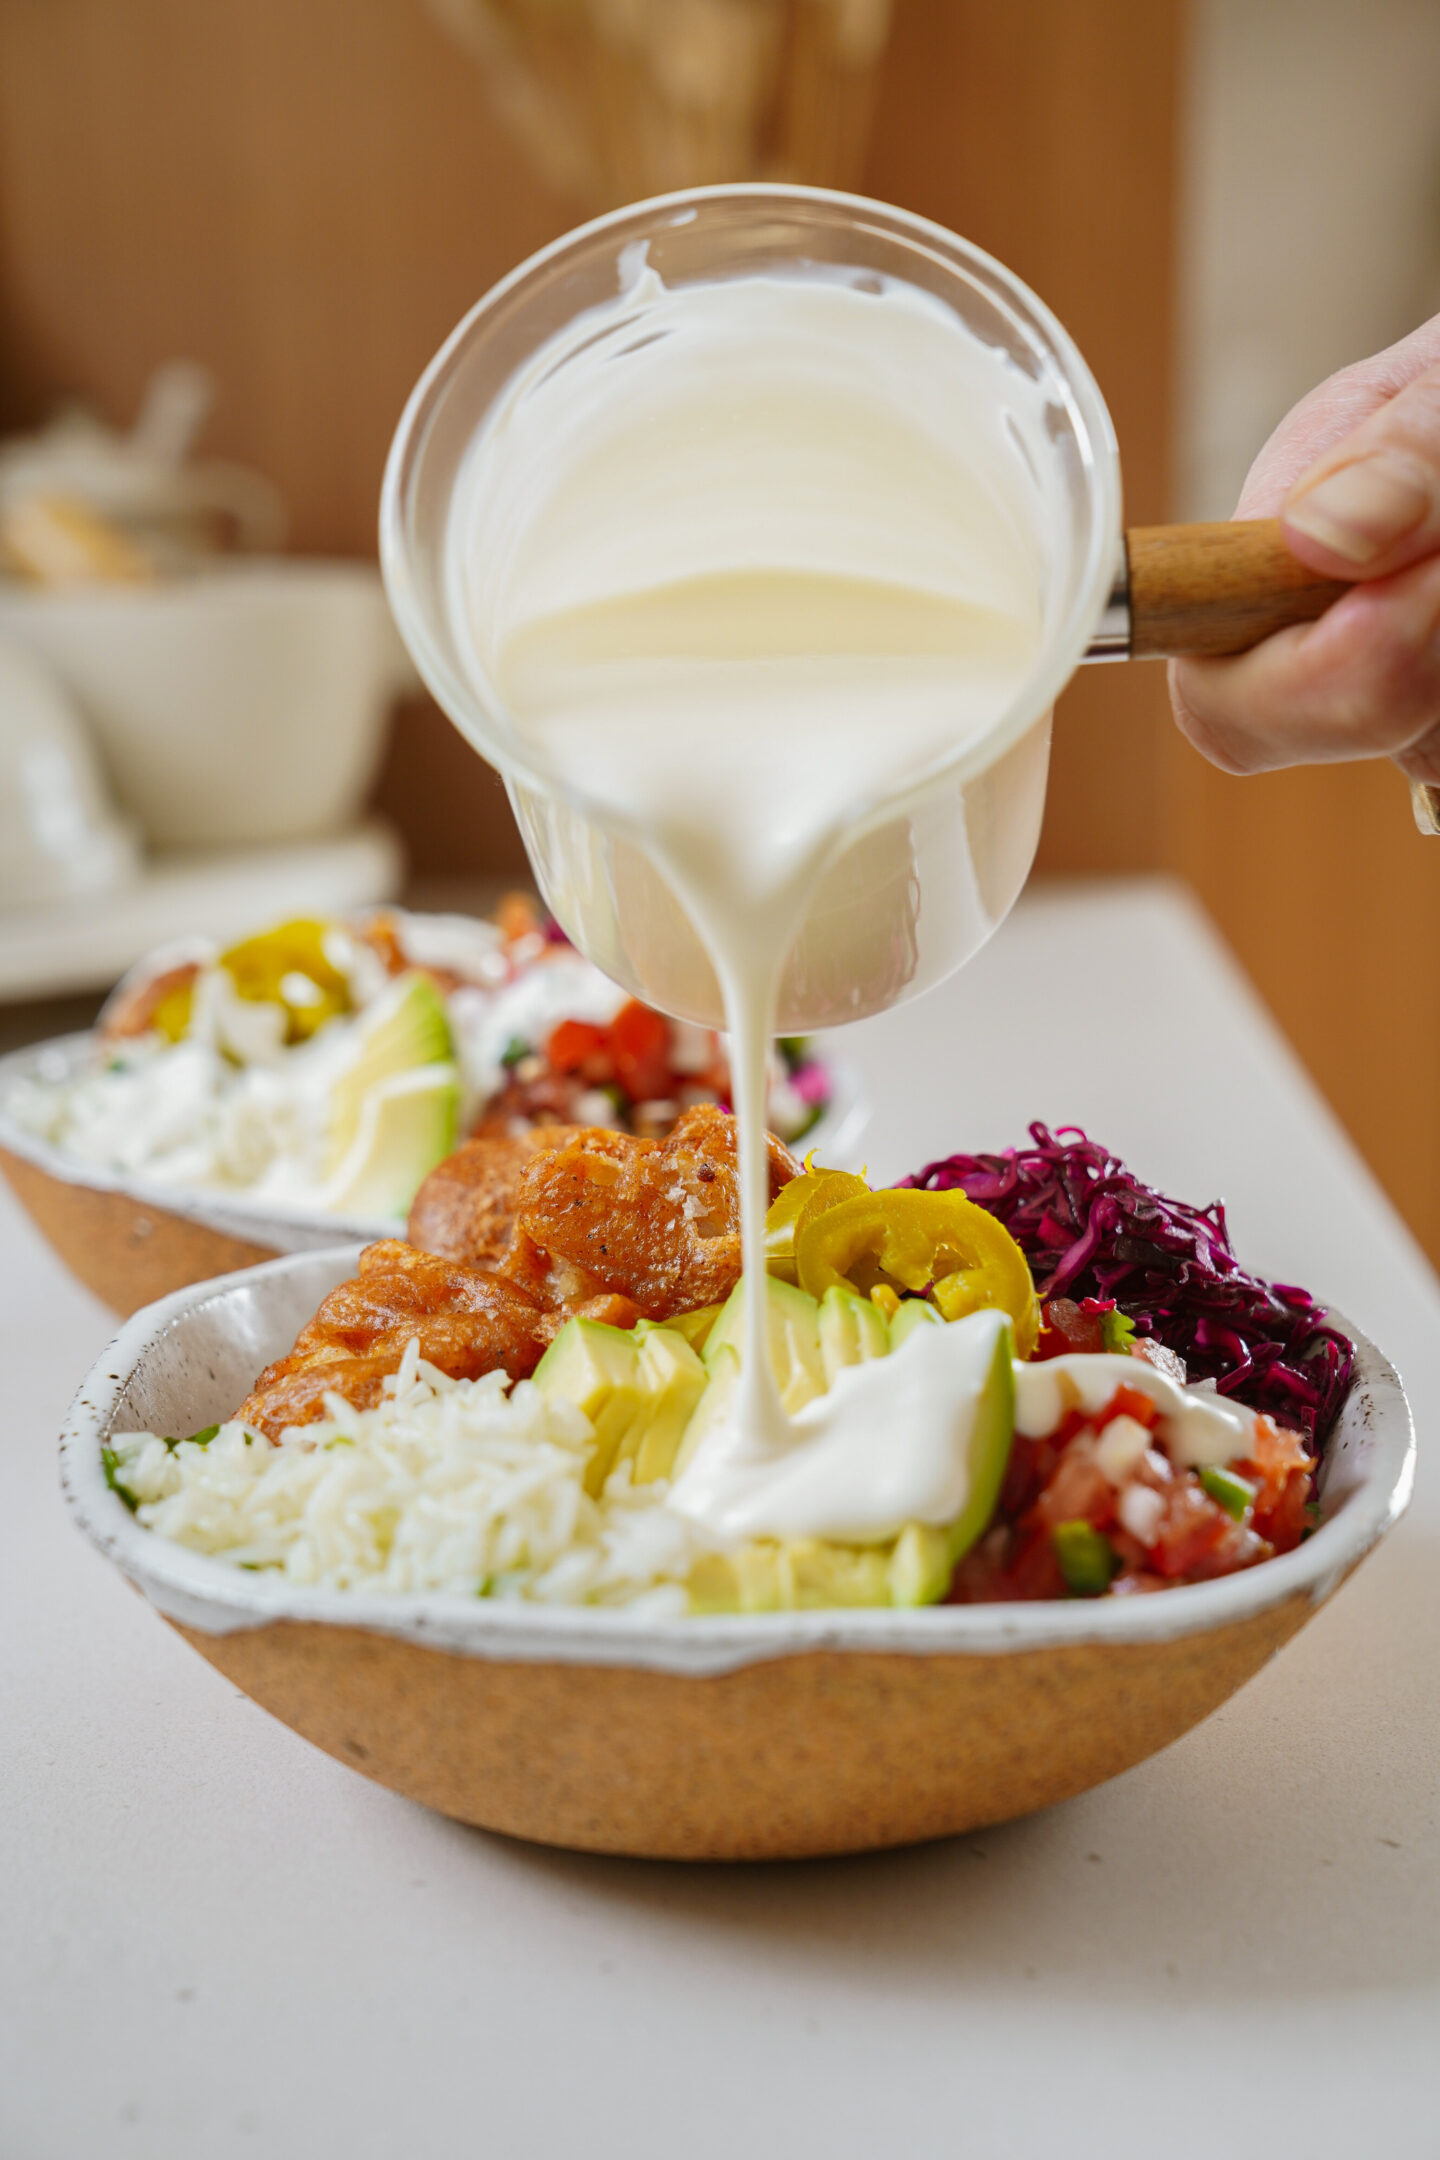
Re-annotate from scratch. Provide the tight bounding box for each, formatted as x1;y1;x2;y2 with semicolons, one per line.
107;1338;711;1610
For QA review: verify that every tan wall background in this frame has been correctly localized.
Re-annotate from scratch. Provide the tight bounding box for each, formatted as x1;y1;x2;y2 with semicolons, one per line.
2;0;1437;1262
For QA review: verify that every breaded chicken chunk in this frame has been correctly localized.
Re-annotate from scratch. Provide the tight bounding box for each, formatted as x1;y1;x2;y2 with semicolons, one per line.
407;1124;580;1270
235;1108;798;1433
237;1242;545;1438
236;1240;637;1438
511;1103;798;1320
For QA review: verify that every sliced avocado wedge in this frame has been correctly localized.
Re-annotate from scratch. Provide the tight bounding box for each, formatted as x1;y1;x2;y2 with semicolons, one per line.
887;1296;943;1352
322;1064;459;1217
688;1535;892;1614
681;1307;1017;1612
672;1341;740;1483
641;1304;723;1357
326;972;454;1175
938;1309;1016;1568
627;1326;709;1486
887;1522;954;1607
703;1272;826;1413
532;1317;646;1495
817;1282;889;1384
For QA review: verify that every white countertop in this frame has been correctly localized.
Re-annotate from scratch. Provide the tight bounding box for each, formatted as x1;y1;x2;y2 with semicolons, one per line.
3;877;1436;2160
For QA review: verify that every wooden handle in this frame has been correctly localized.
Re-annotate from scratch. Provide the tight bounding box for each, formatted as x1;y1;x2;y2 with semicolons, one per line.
1126;519;1352;659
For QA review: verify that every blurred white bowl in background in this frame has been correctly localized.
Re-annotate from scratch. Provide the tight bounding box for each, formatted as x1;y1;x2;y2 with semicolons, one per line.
0;560;417;851
0;633;141;912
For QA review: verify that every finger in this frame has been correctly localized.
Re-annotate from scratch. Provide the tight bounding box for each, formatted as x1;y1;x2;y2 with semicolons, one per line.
1168;553;1440;775
1235;314;1440;519
1281;358;1440;581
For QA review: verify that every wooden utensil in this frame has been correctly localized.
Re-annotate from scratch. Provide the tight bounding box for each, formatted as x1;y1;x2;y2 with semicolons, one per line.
1087;516;1439;833
1087;517;1350;661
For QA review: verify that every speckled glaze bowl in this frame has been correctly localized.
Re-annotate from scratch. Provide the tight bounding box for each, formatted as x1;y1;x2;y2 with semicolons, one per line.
61;1248;1414;1862
1;1033;867;1316
0;1035;393;1315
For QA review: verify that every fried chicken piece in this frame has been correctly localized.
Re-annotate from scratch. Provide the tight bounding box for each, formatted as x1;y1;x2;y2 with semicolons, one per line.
512;1103;799;1321
237;1107;794;1433
237;1241;549;1438
407;1125;582;1270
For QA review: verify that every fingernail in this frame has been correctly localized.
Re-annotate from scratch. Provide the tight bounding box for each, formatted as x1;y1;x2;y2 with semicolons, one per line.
1286;454;1430;564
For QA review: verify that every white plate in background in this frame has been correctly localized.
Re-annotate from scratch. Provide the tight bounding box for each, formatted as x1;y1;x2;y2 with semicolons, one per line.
0;819;403;1002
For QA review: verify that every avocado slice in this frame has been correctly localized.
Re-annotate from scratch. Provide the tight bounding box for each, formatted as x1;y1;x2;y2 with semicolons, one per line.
688;1535;892;1614
326;972;454;1175
672;1341;740;1483
639;1304;723;1356
817;1283;890;1384
682;1308;1017;1613
703;1273;826;1413
628;1326;709;1485
533;1316;710;1493
322;1065;460;1217
782;1538;892;1609
887;1296;943;1352
886;1522;954;1607
532;1318;645;1495
924;1309;1016;1569
689;1539;784;1615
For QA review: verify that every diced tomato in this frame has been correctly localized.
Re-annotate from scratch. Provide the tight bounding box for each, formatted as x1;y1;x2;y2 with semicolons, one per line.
1030;1432;1115;1533
1239;1414;1314;1553
1006;1527;1071;1601
948;1524;1068;1604
607;1000;673;1104
956;1371;1312;1603
1147;1480;1236;1578
998;1431;1053;1518
1104;1383;1161;1429
546;1018;610;1076
1107;1526;1152;1574
1255;1471;1310;1553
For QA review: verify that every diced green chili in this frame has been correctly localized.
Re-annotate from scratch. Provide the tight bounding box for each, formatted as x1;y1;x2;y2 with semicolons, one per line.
1053;1520;1118;1596
1198;1465;1257;1522
500;1036;530;1068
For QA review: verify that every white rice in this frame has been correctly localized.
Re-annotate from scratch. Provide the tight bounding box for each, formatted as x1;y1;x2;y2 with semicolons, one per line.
107;1338;711;1613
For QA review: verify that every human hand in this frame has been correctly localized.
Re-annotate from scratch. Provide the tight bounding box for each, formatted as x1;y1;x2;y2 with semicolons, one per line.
1169;315;1440;784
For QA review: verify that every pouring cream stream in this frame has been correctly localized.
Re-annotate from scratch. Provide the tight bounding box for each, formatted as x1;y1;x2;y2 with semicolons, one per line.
446;256;1051;1536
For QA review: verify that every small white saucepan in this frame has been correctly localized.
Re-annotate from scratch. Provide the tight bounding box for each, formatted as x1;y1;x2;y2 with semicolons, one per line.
382;185;1369;1029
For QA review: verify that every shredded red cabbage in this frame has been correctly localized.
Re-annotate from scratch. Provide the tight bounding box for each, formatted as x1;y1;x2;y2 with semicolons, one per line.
901;1123;1353;1447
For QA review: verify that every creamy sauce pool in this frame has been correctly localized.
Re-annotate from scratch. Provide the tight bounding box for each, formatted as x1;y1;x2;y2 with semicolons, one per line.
448;260;1053;1538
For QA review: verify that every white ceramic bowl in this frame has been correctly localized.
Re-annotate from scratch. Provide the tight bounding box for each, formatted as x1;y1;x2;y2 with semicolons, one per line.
59;1247;1414;1860
0;1030;867;1315
0;561;416;849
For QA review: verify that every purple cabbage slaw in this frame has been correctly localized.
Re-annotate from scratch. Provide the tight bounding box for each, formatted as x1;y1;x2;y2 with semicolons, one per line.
901;1122;1354;1447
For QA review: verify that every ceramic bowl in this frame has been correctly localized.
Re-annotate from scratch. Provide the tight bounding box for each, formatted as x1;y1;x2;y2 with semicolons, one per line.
0;1031;867;1316
0;561;414;850
60;1247;1414;1861
0;1035;393;1315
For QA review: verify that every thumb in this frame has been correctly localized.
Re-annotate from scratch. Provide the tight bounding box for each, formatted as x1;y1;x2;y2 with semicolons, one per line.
1283;359;1440;580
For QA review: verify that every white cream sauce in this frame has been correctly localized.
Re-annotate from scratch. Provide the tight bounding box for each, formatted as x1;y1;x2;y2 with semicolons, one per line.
669;1309;1011;1545
1014;1353;1257;1469
449;258;1056;1539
